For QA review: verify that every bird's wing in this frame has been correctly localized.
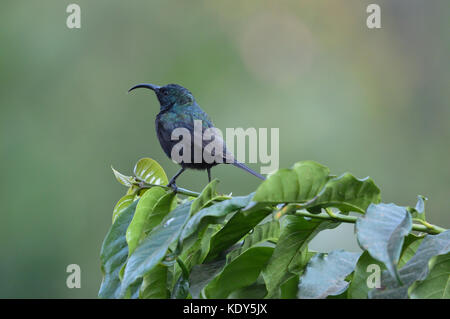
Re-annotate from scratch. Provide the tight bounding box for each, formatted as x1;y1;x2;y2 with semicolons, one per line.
158;107;234;165
187;109;234;164
199;126;235;164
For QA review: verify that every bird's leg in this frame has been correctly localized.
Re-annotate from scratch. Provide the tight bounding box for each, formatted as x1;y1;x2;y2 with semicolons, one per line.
207;168;212;183
167;167;186;192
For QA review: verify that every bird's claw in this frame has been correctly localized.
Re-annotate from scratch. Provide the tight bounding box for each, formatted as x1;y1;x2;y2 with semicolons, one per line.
167;182;178;193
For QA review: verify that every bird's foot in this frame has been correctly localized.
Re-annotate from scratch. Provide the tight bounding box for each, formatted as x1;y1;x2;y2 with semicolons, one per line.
166;182;178;193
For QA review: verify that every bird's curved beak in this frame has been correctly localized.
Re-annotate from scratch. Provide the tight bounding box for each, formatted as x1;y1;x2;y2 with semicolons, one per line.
128;83;161;93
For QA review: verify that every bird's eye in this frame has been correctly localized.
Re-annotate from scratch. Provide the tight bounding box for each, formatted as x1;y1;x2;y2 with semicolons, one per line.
163;90;169;96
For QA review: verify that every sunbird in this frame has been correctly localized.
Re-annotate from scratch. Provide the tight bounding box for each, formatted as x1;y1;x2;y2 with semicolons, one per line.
128;83;265;189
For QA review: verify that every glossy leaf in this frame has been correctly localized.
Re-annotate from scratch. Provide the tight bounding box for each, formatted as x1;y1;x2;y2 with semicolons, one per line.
145;191;177;233
190;179;220;215
133;157;168;185
126;185;140;196
119;201;192;297
99;200;138;298
126;187;166;255
227;220;280;262
206;208;272;262
124;278;142;299
172;275;190;299
409;253;450;299
288;247;316;276
172;226;218;285
228;281;268;299
347;251;386;299
253;161;330;204
356;203;412;282
172;258;190;299
305;173;381;213
369;230;450;299
398;234;424;268
139;264;169;299
112;194;135;224
298;250;361;299
112;166;134;187
262;215;339;297
280;275;300;299
203;247;274;298
189;259;227;299
179;194;254;246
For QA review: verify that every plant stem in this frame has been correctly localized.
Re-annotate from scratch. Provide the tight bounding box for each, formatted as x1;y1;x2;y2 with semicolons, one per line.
294;210;446;235
413;218;447;234
324;207;338;218
136;181;200;197
295;210;357;223
133;182;447;235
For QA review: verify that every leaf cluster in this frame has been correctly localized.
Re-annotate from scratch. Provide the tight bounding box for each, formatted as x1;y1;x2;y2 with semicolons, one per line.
100;159;449;299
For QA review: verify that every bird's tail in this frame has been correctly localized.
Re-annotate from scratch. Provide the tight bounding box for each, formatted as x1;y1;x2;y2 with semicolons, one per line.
232;161;266;180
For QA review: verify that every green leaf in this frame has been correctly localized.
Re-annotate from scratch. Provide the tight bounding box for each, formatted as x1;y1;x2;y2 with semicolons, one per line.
280;275;300;299
112;194;135;224
139;264;169;299
178;226;217;273
172;275;190;299
253;161;330;204
203;247;274;298
172;258;190;299
356;203;412;282
126;187;166;255
171;225;219;289
99;200;138;298
262;215;339;297
409;253;450;299
179;194;254;246
126;185;140;196
146;191;177;233
227;220;280;262
398;234;424;268
119;201;192;297
407;195;427;221
228;281;268;299
347;251;386;299
369;230;450;299
206;208;272;262
134;157;168;185
190;179;220;215
124;278;142;299
298;250;361;299
189;259;227;299
305;173;381;213
288;247;316;276
112;166;135;187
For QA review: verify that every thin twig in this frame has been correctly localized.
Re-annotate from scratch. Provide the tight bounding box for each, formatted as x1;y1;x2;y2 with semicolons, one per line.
295;210;446;235
134;181;200;197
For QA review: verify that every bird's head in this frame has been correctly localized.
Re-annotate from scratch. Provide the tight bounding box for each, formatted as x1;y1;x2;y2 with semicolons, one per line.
128;83;195;110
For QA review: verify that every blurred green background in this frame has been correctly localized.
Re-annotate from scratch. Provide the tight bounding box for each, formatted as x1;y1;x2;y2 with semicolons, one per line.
0;0;449;298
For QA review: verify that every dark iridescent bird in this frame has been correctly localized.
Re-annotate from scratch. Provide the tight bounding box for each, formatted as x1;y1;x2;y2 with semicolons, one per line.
128;83;265;189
